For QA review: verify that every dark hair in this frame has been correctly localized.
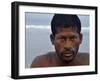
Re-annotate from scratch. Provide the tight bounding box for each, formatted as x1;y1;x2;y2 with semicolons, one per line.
51;14;81;36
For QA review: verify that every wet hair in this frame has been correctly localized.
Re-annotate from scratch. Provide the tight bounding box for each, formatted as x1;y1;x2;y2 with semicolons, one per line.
51;14;81;36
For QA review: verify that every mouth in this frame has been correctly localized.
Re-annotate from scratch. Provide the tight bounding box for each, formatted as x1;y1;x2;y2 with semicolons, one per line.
63;52;73;57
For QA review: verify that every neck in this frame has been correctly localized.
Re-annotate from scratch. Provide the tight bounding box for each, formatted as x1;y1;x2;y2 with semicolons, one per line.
55;53;78;66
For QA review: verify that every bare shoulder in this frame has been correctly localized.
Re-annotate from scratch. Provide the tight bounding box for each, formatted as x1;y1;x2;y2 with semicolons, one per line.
77;52;89;58
30;52;55;67
76;52;89;65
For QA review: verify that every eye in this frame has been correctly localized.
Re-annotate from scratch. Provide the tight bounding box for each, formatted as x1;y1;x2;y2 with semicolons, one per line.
69;36;78;41
56;37;65;42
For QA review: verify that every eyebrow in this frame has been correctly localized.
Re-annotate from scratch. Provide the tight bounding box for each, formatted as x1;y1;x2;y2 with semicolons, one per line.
57;33;78;37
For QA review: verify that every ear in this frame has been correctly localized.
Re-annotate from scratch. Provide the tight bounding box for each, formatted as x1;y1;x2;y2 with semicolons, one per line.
79;33;83;44
50;34;55;45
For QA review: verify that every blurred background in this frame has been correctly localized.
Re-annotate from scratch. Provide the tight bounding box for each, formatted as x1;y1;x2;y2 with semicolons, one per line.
25;13;90;68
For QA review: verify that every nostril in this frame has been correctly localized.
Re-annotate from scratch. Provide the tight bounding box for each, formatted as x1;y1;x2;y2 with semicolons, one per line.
64;45;72;50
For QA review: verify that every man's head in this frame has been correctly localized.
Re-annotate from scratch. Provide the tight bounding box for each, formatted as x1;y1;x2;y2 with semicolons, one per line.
50;14;83;63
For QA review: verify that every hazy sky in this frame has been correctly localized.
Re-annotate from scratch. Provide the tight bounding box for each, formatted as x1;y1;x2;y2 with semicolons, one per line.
25;12;89;27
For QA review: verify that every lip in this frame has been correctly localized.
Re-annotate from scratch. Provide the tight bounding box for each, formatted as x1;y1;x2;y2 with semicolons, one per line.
64;53;73;57
63;52;73;57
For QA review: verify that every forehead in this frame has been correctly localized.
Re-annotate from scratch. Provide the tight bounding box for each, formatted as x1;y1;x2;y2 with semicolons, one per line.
56;27;78;35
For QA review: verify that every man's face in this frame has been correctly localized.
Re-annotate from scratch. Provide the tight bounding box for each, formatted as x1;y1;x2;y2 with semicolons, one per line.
50;27;82;63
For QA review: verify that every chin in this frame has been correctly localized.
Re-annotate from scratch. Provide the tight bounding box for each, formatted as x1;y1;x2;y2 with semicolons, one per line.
62;57;74;63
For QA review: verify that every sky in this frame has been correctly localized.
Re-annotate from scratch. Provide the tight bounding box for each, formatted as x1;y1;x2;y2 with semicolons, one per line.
25;12;89;27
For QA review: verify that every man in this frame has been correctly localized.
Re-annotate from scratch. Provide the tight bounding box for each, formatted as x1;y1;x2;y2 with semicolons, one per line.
31;14;89;67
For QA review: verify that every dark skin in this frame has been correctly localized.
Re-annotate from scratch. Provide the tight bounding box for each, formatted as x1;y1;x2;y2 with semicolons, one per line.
30;26;89;67
50;26;83;65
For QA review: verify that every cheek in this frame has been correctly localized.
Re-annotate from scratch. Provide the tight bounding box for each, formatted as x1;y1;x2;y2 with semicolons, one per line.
75;39;82;46
54;41;64;52
73;40;81;51
74;41;80;46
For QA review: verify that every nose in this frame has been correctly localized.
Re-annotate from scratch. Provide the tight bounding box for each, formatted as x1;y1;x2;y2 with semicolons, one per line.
64;39;72;49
